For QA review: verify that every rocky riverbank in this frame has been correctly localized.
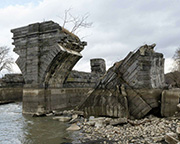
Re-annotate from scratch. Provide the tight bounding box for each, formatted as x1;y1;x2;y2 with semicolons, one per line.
38;110;180;144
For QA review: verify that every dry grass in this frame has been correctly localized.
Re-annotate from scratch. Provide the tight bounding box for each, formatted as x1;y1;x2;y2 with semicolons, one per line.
61;27;80;41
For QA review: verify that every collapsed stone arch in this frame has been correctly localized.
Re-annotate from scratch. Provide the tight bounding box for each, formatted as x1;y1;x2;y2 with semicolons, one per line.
43;44;82;88
12;21;85;88
11;21;88;114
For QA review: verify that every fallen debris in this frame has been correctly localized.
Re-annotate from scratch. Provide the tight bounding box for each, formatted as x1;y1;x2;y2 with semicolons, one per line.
53;116;72;122
66;124;81;131
165;133;179;144
79;44;167;119
81;116;174;143
110;118;128;126
51;109;180;143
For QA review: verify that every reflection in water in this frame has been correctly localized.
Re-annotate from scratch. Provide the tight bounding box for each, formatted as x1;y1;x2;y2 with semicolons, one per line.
0;103;73;144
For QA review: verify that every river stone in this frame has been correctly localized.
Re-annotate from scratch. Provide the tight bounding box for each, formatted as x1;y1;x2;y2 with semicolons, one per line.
152;136;164;142
46;113;53;117
73;111;84;116
110;118;127;126
72;114;78;119
53;111;63;116
177;126;180;134
53;116;63;120
89;117;106;128
53;116;71;122
95;121;105;128
165;133;179;144
69;114;79;124
177;104;180;111
89;116;95;120
86;121;95;126
66;124;81;131
32;113;46;117
89;117;105;122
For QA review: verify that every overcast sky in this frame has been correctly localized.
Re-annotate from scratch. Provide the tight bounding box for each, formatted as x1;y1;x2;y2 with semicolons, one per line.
0;0;179;74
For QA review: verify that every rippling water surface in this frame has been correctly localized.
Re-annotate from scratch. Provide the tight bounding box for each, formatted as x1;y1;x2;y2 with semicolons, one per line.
0;103;76;144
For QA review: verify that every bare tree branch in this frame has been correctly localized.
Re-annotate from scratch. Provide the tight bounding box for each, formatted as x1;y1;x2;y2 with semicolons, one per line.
70;13;93;33
58;9;93;36
58;8;73;28
0;46;13;73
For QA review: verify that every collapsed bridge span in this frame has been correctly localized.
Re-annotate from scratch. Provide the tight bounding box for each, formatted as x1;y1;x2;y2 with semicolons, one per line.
79;44;165;119
0;20;179;118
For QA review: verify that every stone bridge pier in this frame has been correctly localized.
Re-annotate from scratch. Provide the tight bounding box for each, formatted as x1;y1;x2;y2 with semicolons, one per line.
11;21;100;114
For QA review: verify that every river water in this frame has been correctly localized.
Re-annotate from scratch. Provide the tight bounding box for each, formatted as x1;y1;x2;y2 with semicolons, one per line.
0;103;79;144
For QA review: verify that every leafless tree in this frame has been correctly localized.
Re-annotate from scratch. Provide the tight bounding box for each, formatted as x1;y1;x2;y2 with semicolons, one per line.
59;8;93;35
172;47;180;72
0;46;13;73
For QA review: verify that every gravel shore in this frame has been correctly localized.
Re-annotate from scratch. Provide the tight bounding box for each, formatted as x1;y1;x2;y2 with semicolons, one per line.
51;110;180;144
74;116;180;144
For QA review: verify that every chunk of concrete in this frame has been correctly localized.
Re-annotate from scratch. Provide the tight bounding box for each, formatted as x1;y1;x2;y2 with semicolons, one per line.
165;133;179;144
69;114;79;124
177;104;180;111
110;118;128;126
89;117;107;128
53;116;71;122
161;90;180;117
66;124;81;131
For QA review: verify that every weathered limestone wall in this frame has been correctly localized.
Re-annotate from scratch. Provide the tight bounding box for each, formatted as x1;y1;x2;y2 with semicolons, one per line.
0;74;24;102
64;70;100;88
23;88;93;114
0;88;23;102
0;74;24;87
120;44;165;89
161;89;180;117
90;58;106;75
126;89;162;118
0;60;104;113
22;64;103;114
11;21;87;87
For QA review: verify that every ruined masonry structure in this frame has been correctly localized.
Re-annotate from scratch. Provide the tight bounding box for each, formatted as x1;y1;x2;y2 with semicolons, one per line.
6;20;180;118
90;58;106;75
79;44;166;119
11;21;105;114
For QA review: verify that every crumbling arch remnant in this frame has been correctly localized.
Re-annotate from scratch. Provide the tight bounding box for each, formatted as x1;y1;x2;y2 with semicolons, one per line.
11;21;86;113
44;44;82;88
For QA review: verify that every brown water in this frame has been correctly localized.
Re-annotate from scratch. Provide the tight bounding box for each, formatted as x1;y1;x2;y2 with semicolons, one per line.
0;103;79;144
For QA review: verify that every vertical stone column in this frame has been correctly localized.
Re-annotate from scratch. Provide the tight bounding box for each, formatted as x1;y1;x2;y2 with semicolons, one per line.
26;30;39;85
90;58;106;76
161;89;180;117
